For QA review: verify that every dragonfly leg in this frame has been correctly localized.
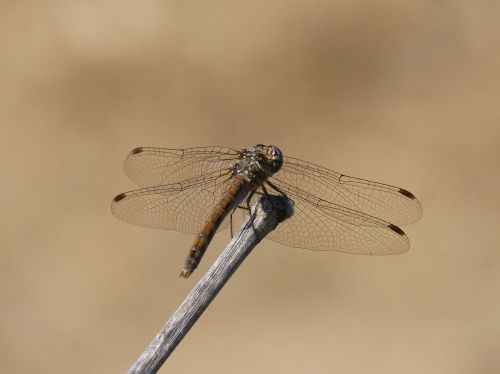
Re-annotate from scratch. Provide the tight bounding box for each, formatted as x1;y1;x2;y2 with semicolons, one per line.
237;190;263;204
246;190;262;241
265;181;295;211
261;184;270;196
229;208;236;239
266;180;289;199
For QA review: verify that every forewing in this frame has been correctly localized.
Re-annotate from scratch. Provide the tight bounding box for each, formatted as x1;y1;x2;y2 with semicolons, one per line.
124;146;239;188
111;173;233;234
273;156;423;226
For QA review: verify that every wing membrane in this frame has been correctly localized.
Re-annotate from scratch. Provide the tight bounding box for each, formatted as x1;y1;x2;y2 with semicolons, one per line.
246;188;409;254
274;156;422;226
275;194;408;254
111;172;233;234
124;146;239;188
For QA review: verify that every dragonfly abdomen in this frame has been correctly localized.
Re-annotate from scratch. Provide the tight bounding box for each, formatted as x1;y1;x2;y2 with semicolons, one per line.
180;174;253;278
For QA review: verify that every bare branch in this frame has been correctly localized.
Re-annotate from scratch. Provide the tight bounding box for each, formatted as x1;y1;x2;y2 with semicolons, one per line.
127;194;293;374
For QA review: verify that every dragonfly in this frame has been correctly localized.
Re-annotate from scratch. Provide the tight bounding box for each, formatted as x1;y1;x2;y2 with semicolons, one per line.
111;144;422;277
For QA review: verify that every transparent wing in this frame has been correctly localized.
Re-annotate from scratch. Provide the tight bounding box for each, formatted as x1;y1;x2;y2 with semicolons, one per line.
272;156;423;226
111;172;233;234
124;146;240;188
250;188;410;254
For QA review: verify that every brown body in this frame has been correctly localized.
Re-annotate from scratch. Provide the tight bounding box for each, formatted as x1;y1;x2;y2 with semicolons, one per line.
180;175;252;278
180;145;283;277
179;175;253;277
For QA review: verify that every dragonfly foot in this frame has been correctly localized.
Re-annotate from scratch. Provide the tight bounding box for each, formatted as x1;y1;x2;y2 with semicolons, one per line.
179;268;192;278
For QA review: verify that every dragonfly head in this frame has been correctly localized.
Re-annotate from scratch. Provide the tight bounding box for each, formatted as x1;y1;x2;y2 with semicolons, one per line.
253;144;283;175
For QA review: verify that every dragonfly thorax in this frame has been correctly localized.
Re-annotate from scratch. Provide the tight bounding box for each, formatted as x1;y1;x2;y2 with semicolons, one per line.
233;144;283;181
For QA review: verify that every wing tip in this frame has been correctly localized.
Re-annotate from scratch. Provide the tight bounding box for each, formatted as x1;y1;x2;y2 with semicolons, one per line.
398;188;416;200
388;223;406;237
113;192;127;203
130;147;144;155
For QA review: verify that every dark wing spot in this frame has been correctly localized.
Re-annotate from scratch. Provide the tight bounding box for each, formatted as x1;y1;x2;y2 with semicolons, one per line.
388;223;405;236
399;188;416;200
131;147;144;155
113;193;127;203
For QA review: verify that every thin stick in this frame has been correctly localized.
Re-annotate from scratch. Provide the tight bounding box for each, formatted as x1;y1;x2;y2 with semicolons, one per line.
127;194;293;374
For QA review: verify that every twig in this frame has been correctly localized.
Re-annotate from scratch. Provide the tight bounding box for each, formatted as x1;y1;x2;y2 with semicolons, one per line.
127;194;294;374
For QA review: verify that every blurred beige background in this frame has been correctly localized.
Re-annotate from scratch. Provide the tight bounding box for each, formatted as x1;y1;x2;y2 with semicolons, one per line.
1;1;499;373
